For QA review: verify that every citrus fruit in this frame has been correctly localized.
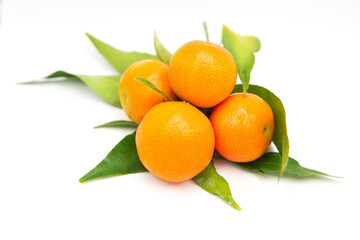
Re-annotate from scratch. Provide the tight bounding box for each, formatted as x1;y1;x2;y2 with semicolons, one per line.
136;101;215;182
210;93;275;162
169;40;237;108
119;59;177;124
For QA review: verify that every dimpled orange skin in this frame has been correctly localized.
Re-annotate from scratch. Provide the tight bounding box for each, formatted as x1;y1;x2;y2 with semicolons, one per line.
210;93;275;163
136;101;215;182
169;40;237;108
119;59;178;124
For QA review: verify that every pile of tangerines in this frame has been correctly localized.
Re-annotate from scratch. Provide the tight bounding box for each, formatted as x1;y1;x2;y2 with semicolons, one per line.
119;40;274;182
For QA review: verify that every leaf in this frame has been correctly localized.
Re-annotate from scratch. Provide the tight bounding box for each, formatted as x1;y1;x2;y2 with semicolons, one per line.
235;152;339;178
193;161;241;211
134;77;173;101
203;21;209;42
19;71;77;84
86;33;159;73
222;25;261;94
79;132;147;183
232;84;289;180
21;71;122;108
48;71;122;107
154;32;172;64
257;170;266;176
94;120;138;129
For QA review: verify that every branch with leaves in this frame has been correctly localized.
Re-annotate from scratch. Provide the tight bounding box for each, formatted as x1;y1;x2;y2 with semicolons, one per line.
21;23;339;211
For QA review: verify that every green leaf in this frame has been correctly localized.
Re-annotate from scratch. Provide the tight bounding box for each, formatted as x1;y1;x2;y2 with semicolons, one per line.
48;71;121;107
86;33;159;73
235;152;339;178
203;21;209;42
94;120;138;129
134;77;173;101
232;84;289;180
193;161;241;211
222;25;261;94
154;32;172;64
20;71;122;108
79;132;147;183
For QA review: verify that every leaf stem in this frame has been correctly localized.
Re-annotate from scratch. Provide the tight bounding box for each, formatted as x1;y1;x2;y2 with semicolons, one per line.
203;22;209;42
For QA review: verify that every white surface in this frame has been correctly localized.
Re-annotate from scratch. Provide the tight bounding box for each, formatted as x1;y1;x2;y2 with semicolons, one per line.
1;0;359;239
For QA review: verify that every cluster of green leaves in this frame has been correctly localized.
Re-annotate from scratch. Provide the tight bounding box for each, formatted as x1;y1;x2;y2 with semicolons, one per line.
22;24;337;210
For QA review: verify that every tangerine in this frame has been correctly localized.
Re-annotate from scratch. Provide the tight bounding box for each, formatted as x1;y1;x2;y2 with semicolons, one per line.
210;93;275;162
136;101;215;182
119;59;177;124
169;40;237;108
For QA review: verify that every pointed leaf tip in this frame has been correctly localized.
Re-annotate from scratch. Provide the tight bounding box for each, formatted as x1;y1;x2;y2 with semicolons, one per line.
79;132;147;183
194;161;241;211
235;152;338;179
22;71;122;107
153;32;172;64
94;120;138;129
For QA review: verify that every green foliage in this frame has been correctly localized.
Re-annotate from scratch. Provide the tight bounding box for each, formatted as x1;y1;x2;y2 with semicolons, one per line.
154;32;172;64
194;161;241;210
21;71;122;108
235;152;338;178
222;25;261;94
203;22;210;42
94;120;138;129
86;33;159;73
134;77;173;101
79;132;147;183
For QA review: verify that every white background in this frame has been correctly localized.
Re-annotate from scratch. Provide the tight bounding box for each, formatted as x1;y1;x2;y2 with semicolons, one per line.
1;0;359;239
